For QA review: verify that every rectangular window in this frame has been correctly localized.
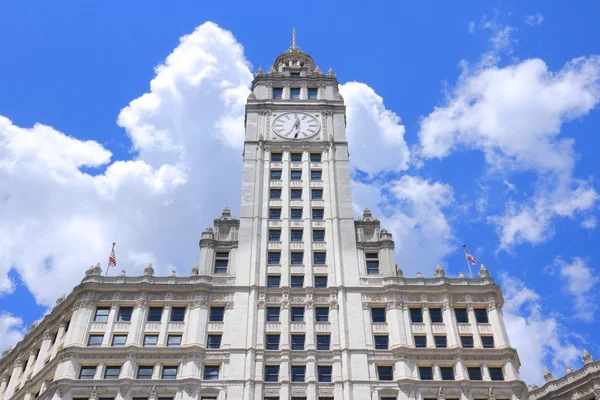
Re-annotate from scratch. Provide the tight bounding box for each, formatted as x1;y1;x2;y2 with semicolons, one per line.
313;252;326;265
414;336;427;348
475;308;489;323
270;188;281;199
210;307;225;322
435;336;447;348
291;189;302;199
291;334;305;350
482;336;495;348
312;209;324;220
467;367;482;380
79;366;96;380
291;365;306;382
136;366;153;379
143;335;158;346
455;308;469;323
111;335;127;346
167;335;182;347
313;230;325;241
290;170;302;180
290;88;301;99
291;252;304;265
440;367;455;380
308;88;318;99
374;335;389;350
314;275;328;288
214;251;229;274
268;252;281;265
291;307;305;322
365;253;379;275
377;366;393;381
207;334;222;349
317;366;332;382
268;229;281;241
270;170;282;180
409;308;423;323
267;275;281;288
371;308;386;323
94;307;110;322
265;334;280;350
162;366;177;380
429;308;443;323
272;88;283;99
265;365;280;382
311;170;322;180
316;334;330;350
117;307;133;322
290;152;302;162
87;335;103;347
291;229;303;241
291;275;304;288
170;307;186;322
291;208;303;220
290;72;301;78
312;189;323;199
269;208;281;220
204;365;220;380
315;307;329;322
461;336;474;348
147;307;163;322
266;307;280;322
419;366;433;380
489;367;504;381
104;366;121;380
310;153;322;162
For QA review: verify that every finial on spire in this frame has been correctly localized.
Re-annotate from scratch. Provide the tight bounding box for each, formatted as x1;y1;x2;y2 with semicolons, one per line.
292;27;297;50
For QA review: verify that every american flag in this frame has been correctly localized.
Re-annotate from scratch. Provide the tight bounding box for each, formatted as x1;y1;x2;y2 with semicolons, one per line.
467;252;476;265
108;243;117;268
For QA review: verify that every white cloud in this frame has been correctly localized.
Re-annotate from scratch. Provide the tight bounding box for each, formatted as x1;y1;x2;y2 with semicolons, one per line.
468;21;475;34
0;313;25;353
581;216;597;229
525;13;544;27
555;257;599;322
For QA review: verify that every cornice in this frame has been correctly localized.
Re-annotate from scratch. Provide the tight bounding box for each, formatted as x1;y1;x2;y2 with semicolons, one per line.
528;359;600;399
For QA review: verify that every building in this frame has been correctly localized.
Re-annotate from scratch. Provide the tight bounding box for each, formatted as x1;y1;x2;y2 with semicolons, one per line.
0;31;530;400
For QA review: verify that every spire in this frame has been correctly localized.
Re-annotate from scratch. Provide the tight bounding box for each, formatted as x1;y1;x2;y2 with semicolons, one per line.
292;27;297;50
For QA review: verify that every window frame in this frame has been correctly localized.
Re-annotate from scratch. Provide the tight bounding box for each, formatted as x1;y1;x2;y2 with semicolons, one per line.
268;229;281;241
475;308;489;323
79;366;97;380
312;208;324;220
414;335;427;348
270;170;282;180
440;366;455;381
307;88;318;99
167;335;182;347
467;367;483;381
269;208;281;220
87;335;103;347
481;336;495;348
312;230;325;242
136;366;153;379
313;252;326;265
290;169;302;180
429;308;443;323
377;366;393;381
314;275;328;288
315;307;329;322
434;335;447;348
161;366;178;380
266;307;280;322
290;88;301;99
291;307;305;322
310;153;322;162
371;308;386;323
290;229;303;242
461;335;474;348
207;334;222;349
209;307;225;322
291;252;304;265
265;334;280;350
267;275;281;288
147;307;163;322
291;365;306;382
290;208;303;220
290;188;302;199
489;367;504;381
143;335;158;346
316;334;330;350
291;334;305;350
111;334;127;346
264;365;280;382
310;170;322;180
170;307;186;322
94;307;110;322
272;88;283;100
268;251;281;265
290;152;302;162
103;366;121;380
317;365;332;382
374;335;389;350
117;307;133;322
291;275;304;288
418;366;433;380
270;188;282;200
455;308;469;323
203;365;220;380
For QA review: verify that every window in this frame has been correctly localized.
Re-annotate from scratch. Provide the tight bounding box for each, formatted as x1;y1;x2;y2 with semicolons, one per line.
291;365;306;382
162;366;178;380
409;308;423;323
440;367;455;380
204;365;219;380
371;308;386;323
291;334;305;350
170;307;186;322
290;88;301;99
312;189;323;200
291;252;304;265
313;230;325;242
94;307;110;322
455;308;469;323
482;336;495;348
265;365;279;382
104;366;121;380
267;275;281;288
435;336;447;348
308;88;318;99
489;367;504;381
430;308;443;323
268;252;281;264
118;307;133;322
270;170;282;180
266;307;280;322
315;307;329;322
265;334;280;350
144;335;158;346
313;252;326;265
207;334;222;349
312;209;324;220
291;307;305;322
52;331;58;345
291;275;304;288
316;335;330;350
269;229;281;241
291;208;303;220
291;229;303;241
273;88;283;99
365;253;379;274
475;308;489;323
79;366;96;380
290;170;302;180
147;307;163;322
112;335;127;346
291;189;302;199
310;153;322;162
210;307;225;322
290;72;300;78
290;152;302;162
374;335;389;350
269;208;281;220
87;335;103;347
414;336;427;348
419;366;433;380
311;170;322;180
461;336;474;348
317;366;332;382
270;189;281;199
314;276;328;288
467;367;482;380
377;366;393;381
137;366;153;379
167;335;182;347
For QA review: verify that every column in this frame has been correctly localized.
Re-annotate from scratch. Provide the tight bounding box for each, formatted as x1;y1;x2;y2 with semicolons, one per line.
488;303;510;348
101;304;118;346
67;300;94;346
280;303;290;350
330;302;341;350
279;355;290;399
128;300;147;345
25;350;37;377
442;302;460;348
504;359;519;381
386;302;402;348
199;231;216;274
362;305;374;347
468;305;483;348
305;303;315;350
158;305;171;346
3;361;23;399
422;306;435;348
402;305;414;346
432;363;441;380
50;323;67;358
280;151;291;287
152;363;161;379
94;363;105;380
256;303;266;348
0;376;8;400
303;151;314;288
481;363;490;381
454;359;468;380
33;332;53;374
306;355;317;400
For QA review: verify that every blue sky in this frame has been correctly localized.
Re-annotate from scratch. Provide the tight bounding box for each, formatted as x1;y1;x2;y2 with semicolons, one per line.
1;0;599;386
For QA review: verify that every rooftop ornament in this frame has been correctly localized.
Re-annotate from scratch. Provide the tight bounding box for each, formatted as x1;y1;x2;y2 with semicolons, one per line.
434;264;445;278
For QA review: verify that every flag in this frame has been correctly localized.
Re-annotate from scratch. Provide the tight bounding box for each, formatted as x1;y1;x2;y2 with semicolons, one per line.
467;252;476;265
108;243;117;268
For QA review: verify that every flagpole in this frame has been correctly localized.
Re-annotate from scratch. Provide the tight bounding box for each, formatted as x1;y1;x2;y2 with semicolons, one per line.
462;244;474;278
105;242;115;277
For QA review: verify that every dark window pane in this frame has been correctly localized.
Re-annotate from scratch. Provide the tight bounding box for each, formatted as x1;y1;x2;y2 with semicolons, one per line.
290;88;301;99
291;307;305;322
312;209;324;220
468;367;482;380
210;307;225;322
291;365;306;382
429;308;443;323
291;334;305;350
371;308;386;323
170;307;186;322
79;366;96;380
475;308;489;323
270;189;281;199
313;230;325;242
207;334;222;349
291;209;303;219
308;88;318;99
118;307;133;322
440;367;455;380
489;367;504;381
419;366;433;380
204;365;219;380
271;152;283;161
111;335;127;346
315;307;329;322
269;208;281;220
290;72;300;78
374;335;389;350
265;365;280;382
455;308;469;323
314;276;328;288
291;189;302;199
88;335;103;346
461;336;474;348
310;153;322;162
266;307;280;322
144;335;158;346
366;261;379;274
291;252;304;264
270;170;282;180
435;336;447;348
482;336;495;348
377;366;393;381
167;335;182;347
291;275;304;288
267;275;281;288
290;153;302;162
137;366;153;379
317;366;332;382
410;308;423;323
311;170;322;180
269;230;281;241
265;334;280;350
414;336;427;348
291;170;302;180
291;230;303;241
313;253;326;265
94;307;110;322
273;88;283;99
316;335;330;350
312;190;323;199
104;366;121;379
147;307;163;322
268;252;281;264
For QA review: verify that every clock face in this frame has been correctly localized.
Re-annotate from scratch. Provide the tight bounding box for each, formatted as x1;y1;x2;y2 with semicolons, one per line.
272;112;320;140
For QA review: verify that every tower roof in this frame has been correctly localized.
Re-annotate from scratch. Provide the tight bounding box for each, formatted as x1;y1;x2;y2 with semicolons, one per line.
273;27;315;71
